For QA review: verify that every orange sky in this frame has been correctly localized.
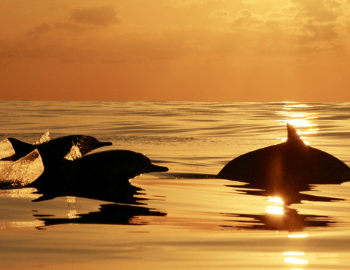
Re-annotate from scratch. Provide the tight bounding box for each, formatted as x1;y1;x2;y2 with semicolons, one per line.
1;0;350;102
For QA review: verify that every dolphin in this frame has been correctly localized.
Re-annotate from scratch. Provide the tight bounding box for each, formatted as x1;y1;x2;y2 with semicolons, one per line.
217;124;350;199
27;148;169;201
1;135;112;161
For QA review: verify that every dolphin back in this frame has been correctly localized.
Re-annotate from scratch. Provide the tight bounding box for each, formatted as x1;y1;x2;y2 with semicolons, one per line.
218;140;350;187
75;150;168;183
48;135;112;157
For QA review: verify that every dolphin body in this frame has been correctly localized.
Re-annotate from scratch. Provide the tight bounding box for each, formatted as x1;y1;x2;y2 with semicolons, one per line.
217;124;350;199
27;149;169;201
1;135;112;161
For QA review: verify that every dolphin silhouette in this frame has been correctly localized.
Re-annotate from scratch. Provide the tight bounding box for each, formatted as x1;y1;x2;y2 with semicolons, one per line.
27;149;168;201
217;124;350;197
1;135;112;161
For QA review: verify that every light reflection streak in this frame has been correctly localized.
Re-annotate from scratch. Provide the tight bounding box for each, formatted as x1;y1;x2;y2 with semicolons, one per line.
276;102;319;145
288;234;309;238
0;187;40;199
282;103;310;108
265;196;284;215
265;205;284;214
283;233;309;269
268;196;284;204
262;102;318;268
66;196;78;219
284;257;308;265
66;196;76;204
0;220;44;229
67;210;78;219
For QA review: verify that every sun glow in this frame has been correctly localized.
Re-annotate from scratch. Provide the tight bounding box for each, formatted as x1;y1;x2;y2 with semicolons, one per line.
284;257;308;265
67;210;79;219
284;236;309;269
288;234;309;238
276;103;319;145
265;196;284;215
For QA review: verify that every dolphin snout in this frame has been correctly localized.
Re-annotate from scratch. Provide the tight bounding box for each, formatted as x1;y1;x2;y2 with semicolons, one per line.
99;141;113;147
148;164;169;173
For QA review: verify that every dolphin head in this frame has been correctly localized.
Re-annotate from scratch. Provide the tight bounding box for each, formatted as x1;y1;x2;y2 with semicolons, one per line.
74;150;168;182
69;135;112;156
144;163;169;173
97;141;113;147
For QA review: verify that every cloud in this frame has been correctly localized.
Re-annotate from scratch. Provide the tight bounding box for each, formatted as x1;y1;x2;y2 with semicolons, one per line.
209;10;231;22
225;0;350;55
3;0;350;66
27;23;51;35
232;9;262;27
70;5;120;26
53;22;91;33
166;0;211;7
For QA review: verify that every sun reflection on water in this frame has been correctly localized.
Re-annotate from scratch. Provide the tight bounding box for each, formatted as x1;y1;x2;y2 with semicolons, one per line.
265;196;284;215
263;194;310;269
284;256;308;265
0;220;45;229
66;196;76;204
277;102;319;145
288;234;309;238
66;196;79;219
67;210;79;219
283;233;309;269
0;187;40;199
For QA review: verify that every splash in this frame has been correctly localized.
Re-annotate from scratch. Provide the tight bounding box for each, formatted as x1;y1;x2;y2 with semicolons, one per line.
33;129;51;145
0;149;44;188
0;139;16;160
64;144;83;161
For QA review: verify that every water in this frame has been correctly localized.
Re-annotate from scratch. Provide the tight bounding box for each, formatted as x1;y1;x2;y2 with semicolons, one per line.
0;101;350;269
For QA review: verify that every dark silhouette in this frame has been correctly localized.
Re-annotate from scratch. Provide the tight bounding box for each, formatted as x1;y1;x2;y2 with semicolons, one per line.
217;123;350;204
35;203;166;227
23;147;169;228
1;135;112;161
27;149;168;202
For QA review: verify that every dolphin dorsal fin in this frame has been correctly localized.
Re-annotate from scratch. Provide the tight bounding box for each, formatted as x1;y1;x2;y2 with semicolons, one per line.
7;138;35;156
286;123;305;145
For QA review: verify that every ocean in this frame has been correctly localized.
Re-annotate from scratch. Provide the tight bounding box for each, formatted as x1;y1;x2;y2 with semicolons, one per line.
0;100;349;269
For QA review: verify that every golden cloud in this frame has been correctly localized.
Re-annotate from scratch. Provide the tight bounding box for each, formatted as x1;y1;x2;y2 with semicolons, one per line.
70;5;120;26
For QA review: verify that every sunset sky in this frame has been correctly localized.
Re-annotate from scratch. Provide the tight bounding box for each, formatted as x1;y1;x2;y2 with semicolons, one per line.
1;0;350;102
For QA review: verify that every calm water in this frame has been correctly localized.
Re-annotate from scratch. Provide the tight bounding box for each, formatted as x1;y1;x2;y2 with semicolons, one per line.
0;101;350;269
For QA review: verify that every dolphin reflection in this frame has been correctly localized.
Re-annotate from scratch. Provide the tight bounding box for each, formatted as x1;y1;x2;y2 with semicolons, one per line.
35;202;166;227
221;194;335;231
222;207;333;231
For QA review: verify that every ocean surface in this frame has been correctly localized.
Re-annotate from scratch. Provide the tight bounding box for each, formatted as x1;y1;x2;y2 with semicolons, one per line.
0;100;350;269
